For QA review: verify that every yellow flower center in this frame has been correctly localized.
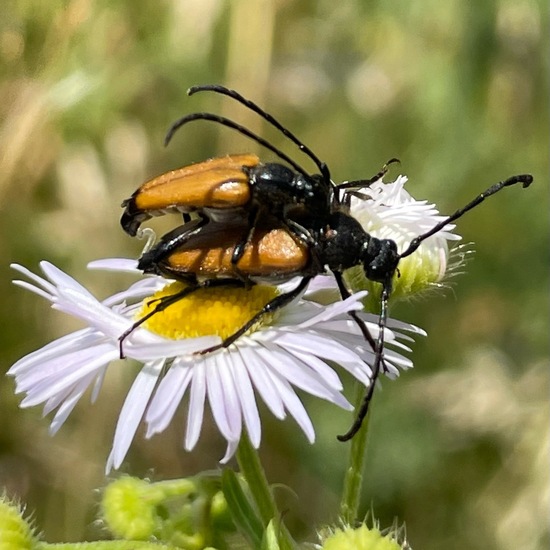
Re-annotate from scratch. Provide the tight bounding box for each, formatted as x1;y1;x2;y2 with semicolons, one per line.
137;282;280;340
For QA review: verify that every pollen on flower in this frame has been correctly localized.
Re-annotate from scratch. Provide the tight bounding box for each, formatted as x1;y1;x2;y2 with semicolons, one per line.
138;281;280;340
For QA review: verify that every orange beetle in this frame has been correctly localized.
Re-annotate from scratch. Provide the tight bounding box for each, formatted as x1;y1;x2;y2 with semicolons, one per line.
121;154;259;236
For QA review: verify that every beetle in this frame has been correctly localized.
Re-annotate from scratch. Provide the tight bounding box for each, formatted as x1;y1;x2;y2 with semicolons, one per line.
120;153;333;249
140;218;310;282
120;170;532;440
119;209;391;369
121;84;392;276
121;153;332;277
120;85;533;440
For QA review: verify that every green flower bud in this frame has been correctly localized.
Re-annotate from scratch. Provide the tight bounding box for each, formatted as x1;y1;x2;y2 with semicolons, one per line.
0;496;37;550
321;524;403;550
348;174;461;312
101;477;159;540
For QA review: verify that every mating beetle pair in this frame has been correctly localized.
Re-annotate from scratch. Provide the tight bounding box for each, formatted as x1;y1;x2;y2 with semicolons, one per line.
120;84;533;440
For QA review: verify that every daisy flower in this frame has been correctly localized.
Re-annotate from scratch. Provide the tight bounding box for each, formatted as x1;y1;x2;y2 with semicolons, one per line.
8;260;422;472
344;174;463;309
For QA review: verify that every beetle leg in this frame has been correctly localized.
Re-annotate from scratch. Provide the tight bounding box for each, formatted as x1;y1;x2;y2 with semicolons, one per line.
196;276;313;355
337;278;391;442
285;219;316;246
332;271;382;364
230;207;258;287
344;190;374;202
337;158;400;207
337;158;400;192
332;270;393;442
118;279;199;359
138;214;209;273
118;277;247;359
284;220;325;273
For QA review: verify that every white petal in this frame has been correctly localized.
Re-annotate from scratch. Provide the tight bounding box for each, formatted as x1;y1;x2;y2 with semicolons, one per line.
285;349;343;391
273;331;365;366
54;288;132;336
106;359;164;472
206;354;242;443
12;280;52;301
305;274;339;292
40;262;96;298
103;278;167;307
88;258;140;272
49;376;94;434
220;438;240;464
383;351;414;370
256;344;348;406
42;385;76;416
295;291;367;327
91;368;107;403
8;329;98;375
11;263;57;297
185;360;207;451
145;359;193;435
227;349;261;448
127;336;221;361
17;344;117;406
268;373;315;443
241;346;286;420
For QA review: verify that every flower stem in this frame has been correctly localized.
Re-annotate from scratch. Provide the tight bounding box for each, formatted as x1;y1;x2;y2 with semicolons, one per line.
339;382;372;524
236;431;296;550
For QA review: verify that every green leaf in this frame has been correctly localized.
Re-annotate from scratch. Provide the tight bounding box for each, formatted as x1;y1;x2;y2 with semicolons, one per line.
221;469;264;548
261;520;281;550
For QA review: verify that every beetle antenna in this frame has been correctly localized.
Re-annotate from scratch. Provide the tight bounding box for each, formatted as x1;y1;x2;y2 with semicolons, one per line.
188;84;331;183
165;112;310;178
336;172;533;441
399;173;533;260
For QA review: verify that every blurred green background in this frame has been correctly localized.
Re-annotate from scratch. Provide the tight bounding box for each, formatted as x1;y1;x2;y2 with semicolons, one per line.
1;1;548;548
